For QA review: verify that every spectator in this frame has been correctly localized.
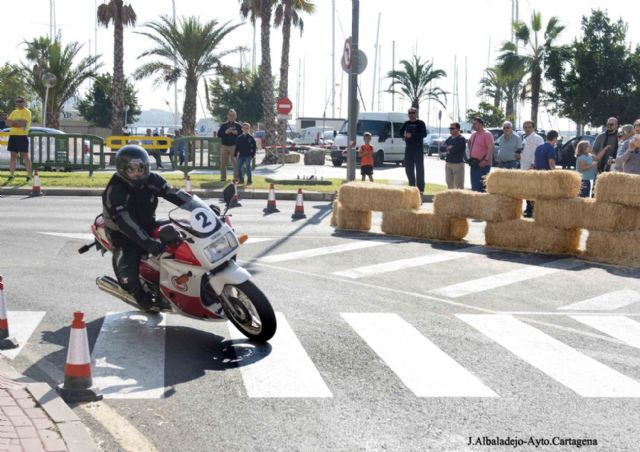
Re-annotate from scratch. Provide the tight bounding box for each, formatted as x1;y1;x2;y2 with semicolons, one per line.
615;119;640;175
521;120;544;217
575;140;606;197
592;117;618;173
358;132;374;182
217;109;242;182
169;129;185;169
495;121;522;169
467;117;494;192
5;96;33;181
234;122;257;185
613;124;635;171
142;128;163;169
443;122;466;189
534;130;558;171
399;108;427;193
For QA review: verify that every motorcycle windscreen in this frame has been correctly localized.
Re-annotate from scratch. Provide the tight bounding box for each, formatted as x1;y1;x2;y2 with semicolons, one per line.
168;195;222;238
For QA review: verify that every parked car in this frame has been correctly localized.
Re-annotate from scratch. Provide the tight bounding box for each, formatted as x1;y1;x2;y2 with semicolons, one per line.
0;127;91;168
557;134;596;169
423;134;447;157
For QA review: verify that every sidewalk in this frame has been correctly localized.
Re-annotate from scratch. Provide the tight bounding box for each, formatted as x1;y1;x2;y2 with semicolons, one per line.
0;359;97;452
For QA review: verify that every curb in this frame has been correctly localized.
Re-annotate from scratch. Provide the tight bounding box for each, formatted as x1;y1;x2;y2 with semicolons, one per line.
0;187;435;203
0;357;98;452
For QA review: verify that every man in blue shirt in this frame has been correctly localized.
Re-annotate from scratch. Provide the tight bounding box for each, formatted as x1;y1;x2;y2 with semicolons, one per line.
534;130;558;170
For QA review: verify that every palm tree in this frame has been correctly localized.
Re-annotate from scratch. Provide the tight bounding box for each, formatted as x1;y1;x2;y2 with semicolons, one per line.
386;56;447;114
134;16;241;135
273;0;315;146
499;10;564;125
479;58;527;122
97;0;137;135
478;67;504;109
240;0;276;147
21;36;101;129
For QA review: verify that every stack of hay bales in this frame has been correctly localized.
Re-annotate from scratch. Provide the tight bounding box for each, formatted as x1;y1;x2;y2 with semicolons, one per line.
381;209;469;241
484;169;582;254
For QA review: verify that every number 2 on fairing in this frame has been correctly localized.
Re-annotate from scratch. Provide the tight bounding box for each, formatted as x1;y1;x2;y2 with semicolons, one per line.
190;207;216;233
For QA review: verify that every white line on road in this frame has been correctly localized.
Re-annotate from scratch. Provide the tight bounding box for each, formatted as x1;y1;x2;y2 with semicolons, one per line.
92;311;166;399
570;316;640;349
559;290;640;311
227;312;332;398
40;232;95;241
333;246;485;279
458;314;640;397
431;259;583;298
259;239;401;263
342;313;497;397
1;311;45;360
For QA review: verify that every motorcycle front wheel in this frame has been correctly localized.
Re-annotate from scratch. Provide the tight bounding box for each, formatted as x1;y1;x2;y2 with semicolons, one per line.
220;281;276;342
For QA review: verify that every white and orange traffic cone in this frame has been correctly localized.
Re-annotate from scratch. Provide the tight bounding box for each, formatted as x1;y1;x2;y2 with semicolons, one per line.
291;188;307;219
263;184;280;213
31;170;41;196
185;175;192;195
0;276;19;350
230;179;241;208
57;312;103;403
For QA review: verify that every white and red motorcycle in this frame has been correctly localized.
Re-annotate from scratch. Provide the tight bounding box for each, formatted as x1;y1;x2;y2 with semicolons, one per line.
79;185;276;343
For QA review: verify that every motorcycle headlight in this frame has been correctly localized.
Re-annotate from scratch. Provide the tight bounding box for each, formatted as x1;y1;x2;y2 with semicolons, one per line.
203;231;239;262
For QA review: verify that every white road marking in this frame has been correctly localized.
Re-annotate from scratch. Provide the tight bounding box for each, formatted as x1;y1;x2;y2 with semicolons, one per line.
559;290;640;311
333;246;485;279
243;237;275;244
259;239;400;263
431;259;583;298
342;313;497;397
227;312;332;398
571;316;640;349
92;311;166;399
458;314;640;397
1;311;45;360
40;232;95;241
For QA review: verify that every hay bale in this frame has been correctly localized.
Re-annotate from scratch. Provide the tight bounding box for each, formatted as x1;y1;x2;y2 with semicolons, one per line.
330;199;339;227
381;209;468;241
304;149;326;165
584;230;640;267
485;219;581;254
535;198;640;231
594;172;640;207
336;205;372;231
339;182;421;211
433;190;522;222
282;153;301;163
485;169;581;199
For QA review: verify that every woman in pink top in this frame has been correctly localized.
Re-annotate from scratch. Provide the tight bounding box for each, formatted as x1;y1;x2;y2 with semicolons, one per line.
468;117;494;192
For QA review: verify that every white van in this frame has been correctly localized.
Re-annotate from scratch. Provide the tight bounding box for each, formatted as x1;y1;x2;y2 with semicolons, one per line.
294;126;334;146
330;112;410;167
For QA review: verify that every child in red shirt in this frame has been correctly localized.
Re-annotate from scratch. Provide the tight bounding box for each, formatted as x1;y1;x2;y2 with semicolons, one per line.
359;132;374;181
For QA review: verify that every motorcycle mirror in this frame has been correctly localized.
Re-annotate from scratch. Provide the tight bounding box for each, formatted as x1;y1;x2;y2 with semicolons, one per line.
222;183;236;206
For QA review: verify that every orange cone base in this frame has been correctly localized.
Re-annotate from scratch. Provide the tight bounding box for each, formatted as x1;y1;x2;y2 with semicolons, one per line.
30;190;42;197
0;336;19;350
291;211;306;219
263;205;280;213
57;384;103;403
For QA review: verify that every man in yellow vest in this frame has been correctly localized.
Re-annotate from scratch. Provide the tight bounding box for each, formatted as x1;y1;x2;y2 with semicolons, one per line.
5;96;32;180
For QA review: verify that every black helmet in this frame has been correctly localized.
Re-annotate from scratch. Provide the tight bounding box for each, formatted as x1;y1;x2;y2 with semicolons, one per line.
115;145;150;188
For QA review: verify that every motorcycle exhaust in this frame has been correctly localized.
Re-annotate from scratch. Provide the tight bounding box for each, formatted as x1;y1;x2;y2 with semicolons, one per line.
96;276;139;308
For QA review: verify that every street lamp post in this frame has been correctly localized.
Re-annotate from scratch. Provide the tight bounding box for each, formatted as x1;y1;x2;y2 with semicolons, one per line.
41;72;57;127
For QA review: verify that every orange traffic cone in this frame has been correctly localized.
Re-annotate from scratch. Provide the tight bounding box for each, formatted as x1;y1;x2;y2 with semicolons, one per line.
291;188;307;219
31;170;41;196
57;312;103;403
263;184;280;213
230;179;241;208
185;175;192;195
0;276;19;350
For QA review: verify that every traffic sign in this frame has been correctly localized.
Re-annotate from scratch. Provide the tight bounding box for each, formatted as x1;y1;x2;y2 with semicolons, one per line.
354;49;368;75
276;97;293;115
341;37;352;72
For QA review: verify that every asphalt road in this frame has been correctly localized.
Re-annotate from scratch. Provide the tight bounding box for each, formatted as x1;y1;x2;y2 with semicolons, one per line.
1;196;640;451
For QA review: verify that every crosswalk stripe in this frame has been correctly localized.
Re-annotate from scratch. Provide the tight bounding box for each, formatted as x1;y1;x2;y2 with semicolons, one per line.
40;232;95;241
244;237;275;244
559;290;640;311
342;313;497;397
570;316;640;349
259;239;400;263
332;246;485;279
1;311;46;360
458;314;640;397
431;258;583;298
227;312;332;398
92;311;166;399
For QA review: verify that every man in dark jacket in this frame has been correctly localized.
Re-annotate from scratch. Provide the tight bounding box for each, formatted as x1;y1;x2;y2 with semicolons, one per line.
234;122;257;185
102;145;191;311
593;117;619;173
399;108;428;193
216;109;242;181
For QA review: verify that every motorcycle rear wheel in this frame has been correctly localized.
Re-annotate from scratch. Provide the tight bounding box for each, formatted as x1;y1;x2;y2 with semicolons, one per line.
220;281;276;342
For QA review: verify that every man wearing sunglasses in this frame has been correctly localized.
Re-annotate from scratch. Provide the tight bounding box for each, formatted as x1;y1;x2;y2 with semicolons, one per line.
592;117;619;173
399;108;428;193
4;96;33;181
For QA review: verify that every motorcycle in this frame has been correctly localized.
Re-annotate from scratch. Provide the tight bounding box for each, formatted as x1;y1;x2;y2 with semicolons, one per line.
78;184;277;343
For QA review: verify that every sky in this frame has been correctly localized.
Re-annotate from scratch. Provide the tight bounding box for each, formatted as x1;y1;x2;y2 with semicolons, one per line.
2;0;640;130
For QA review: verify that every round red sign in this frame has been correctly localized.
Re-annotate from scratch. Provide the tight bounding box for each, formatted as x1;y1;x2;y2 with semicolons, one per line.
276;97;293;115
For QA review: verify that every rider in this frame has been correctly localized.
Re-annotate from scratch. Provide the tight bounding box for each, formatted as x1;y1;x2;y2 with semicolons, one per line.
102;145;192;311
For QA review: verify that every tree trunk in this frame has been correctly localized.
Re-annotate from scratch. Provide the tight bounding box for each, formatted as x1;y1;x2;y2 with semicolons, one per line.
182;74;198;136
505;96;515;121
530;67;541;127
260;0;275;149
276;1;292;150
48;93;60;129
111;0;125;135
